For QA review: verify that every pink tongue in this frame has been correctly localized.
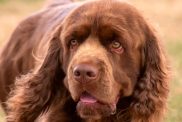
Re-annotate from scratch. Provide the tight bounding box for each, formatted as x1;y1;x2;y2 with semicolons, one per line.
80;92;97;103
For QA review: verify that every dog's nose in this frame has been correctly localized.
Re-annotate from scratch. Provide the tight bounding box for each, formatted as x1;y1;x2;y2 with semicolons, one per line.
73;64;99;83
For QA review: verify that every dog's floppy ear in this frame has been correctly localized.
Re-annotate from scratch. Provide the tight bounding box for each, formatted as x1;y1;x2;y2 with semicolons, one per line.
130;23;169;122
6;27;66;122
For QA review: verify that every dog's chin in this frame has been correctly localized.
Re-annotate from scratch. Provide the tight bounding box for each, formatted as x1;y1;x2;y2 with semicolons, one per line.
76;92;118;120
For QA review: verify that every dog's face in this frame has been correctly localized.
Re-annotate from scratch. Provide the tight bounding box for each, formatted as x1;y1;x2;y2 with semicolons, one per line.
60;1;144;119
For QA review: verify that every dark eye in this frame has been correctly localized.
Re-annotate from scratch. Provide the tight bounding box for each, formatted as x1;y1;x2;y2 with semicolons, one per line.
70;39;78;49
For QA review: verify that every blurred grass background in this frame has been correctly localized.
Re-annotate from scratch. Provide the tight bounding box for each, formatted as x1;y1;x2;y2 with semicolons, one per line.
0;0;182;122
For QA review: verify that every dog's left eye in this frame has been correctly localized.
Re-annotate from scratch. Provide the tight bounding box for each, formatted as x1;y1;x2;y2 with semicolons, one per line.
70;39;78;49
110;40;124;54
111;41;121;49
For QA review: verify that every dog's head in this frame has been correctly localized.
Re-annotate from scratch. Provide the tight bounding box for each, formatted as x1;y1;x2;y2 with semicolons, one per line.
59;1;145;119
36;0;168;120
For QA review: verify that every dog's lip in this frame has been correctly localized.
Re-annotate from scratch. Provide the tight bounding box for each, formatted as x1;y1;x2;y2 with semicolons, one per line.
80;92;98;104
79;91;120;105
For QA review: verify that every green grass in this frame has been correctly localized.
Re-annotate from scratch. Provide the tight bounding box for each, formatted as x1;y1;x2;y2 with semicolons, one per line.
0;0;182;122
165;41;182;122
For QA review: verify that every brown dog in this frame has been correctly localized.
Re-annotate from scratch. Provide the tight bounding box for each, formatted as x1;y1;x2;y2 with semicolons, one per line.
0;0;169;122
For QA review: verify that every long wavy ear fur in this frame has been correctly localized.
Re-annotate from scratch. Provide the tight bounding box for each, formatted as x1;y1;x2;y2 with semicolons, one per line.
130;23;169;122
6;30;65;122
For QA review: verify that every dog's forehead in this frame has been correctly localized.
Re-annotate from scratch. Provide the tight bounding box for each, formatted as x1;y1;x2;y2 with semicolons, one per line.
61;0;145;49
61;1;145;40
63;0;140;29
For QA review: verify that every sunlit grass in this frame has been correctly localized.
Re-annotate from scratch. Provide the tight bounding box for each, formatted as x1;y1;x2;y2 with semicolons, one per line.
0;0;44;45
165;41;182;122
131;0;182;42
0;107;5;122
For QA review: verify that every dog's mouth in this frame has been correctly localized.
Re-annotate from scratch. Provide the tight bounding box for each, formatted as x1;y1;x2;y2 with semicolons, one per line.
80;92;98;103
76;91;119;119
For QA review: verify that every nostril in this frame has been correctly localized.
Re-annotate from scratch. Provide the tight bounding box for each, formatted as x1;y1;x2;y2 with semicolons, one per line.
74;70;81;77
86;71;97;78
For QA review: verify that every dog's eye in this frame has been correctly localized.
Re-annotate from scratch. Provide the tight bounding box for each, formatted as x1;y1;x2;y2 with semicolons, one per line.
70;39;78;46
111;41;121;49
70;39;78;49
110;40;123;54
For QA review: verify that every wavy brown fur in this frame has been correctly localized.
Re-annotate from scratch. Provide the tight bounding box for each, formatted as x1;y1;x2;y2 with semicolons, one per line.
0;0;169;122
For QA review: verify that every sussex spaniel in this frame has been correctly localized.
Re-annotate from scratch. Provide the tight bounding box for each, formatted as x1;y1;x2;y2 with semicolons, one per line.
0;0;169;122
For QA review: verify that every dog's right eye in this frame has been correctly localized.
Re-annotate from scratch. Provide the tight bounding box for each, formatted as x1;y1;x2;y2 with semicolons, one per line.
70;39;78;50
